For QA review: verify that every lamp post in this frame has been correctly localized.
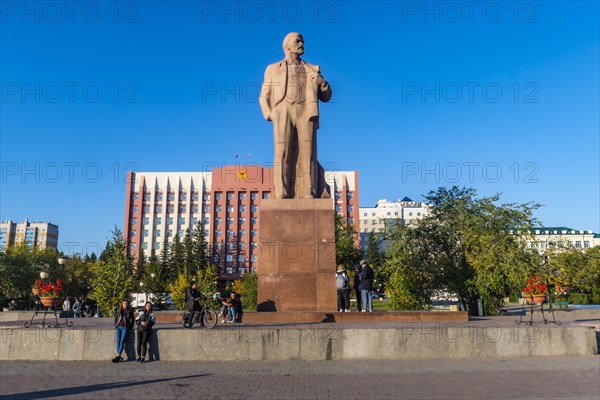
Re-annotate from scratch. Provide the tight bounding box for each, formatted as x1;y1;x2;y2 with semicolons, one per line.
138;281;144;310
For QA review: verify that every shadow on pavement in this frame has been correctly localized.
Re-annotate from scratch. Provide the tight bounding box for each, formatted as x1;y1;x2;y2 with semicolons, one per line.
4;374;211;400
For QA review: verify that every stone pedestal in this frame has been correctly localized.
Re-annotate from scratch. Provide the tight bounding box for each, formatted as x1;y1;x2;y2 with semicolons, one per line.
257;198;337;312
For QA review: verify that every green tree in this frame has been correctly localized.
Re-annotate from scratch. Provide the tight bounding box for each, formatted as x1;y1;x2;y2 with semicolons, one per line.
171;233;184;277
364;231;384;281
182;228;194;276
335;214;361;268
233;272;258;310
192;220;210;271
384;187;540;315
0;245;58;299
89;228;135;316
61;255;94;300
159;235;171;281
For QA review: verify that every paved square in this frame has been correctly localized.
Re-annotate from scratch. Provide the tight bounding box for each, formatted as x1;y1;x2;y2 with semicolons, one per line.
1;356;599;399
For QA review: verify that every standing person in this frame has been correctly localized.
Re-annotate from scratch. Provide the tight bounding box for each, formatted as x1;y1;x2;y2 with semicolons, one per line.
8;300;17;311
62;297;71;312
359;260;374;312
354;264;363;312
136;302;155;363
335;265;350;312
112;300;134;363
259;32;332;199
184;281;200;328
73;298;82;318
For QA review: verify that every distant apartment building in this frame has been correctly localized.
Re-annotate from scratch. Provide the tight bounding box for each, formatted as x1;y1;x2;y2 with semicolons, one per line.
527;227;600;252
124;166;359;282
0;220;59;251
358;197;429;250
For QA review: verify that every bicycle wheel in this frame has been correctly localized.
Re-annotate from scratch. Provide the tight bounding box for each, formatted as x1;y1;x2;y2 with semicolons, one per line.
202;310;218;329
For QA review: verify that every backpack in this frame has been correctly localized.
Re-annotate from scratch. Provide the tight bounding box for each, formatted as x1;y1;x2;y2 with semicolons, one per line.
336;272;348;290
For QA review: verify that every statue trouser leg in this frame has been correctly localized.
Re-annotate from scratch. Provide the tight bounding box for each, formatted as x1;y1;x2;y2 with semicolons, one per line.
272;106;293;199
296;110;317;199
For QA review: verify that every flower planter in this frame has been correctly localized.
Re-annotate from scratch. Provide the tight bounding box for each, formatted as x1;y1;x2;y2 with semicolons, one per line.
532;294;547;305
40;297;63;307
32;288;41;296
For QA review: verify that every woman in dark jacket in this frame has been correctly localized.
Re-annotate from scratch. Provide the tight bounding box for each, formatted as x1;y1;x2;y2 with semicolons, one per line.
359;260;374;312
136;301;156;363
112;300;134;363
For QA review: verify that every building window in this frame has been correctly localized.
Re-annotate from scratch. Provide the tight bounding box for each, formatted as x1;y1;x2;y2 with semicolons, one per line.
179;206;186;213
226;242;234;250
203;218;210;225
239;218;246;225
216;193;223;200
226;254;233;263
191;217;198;225
203;206;210;213
132;205;138;212
145;193;151;201
251;192;258;200
180;218;186;225
251;230;258;237
409;212;413;216
204;193;210;201
179;230;185;236
417;212;421;216
227;192;234;200
540;242;546;249
251;242;258;249
239;193;246;200
144;230;149;237
144;206;150;213
227;218;234;225
335;192;341;200
250;254;257;262
335;205;341;213
131;243;137;249
262;192;270;199
251;205;258;212
216;205;222;212
240;205;246;212
154;242;160;250
192;193;199;201
180;193;187;201
226;267;233;274
215;229;221;237
227;230;234;237
131;230;137;237
167;205;174;213
238;255;245;262
168;218;174;225
347;192;353;200
157;193;163;201
142;242;148;249
239;230;246;236
584;241;590;248
168;230;173;237
239;242;246;250
371;212;375;216
348;217;354;225
144;218;149;225
215;217;221;225
227;205;234;212
251;217;258;225
363;212;367;217
348;206;354;212
132;217;138;225
156;217;162;224
395;212;398;216
575;241;582;248
156;205;163;213
155;230;161;237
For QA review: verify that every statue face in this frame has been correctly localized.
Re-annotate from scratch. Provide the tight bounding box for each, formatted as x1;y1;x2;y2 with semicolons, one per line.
285;33;304;56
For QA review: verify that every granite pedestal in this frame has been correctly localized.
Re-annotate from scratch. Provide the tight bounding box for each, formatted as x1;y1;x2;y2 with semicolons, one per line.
257;198;337;312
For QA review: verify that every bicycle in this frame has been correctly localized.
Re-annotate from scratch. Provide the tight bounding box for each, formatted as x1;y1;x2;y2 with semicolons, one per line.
182;296;218;329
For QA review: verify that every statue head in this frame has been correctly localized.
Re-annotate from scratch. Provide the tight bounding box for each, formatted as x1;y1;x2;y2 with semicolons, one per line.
283;32;304;57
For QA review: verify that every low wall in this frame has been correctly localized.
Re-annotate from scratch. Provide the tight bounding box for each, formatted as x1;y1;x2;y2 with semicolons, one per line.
154;310;469;324
1;324;596;361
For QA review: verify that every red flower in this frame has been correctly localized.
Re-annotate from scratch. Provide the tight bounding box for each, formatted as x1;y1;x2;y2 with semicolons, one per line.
522;276;548;296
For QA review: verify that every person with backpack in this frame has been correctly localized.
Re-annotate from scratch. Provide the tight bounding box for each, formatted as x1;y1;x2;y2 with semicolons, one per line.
335;265;350;312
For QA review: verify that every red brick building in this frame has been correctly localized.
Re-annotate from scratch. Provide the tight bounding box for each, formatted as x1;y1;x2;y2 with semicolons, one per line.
124;165;359;282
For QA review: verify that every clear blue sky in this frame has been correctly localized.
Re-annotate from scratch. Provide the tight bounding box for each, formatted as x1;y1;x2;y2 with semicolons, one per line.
1;1;598;255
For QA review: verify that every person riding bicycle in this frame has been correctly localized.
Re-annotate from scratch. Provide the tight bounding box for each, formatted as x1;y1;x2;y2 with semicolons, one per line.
184;280;202;328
